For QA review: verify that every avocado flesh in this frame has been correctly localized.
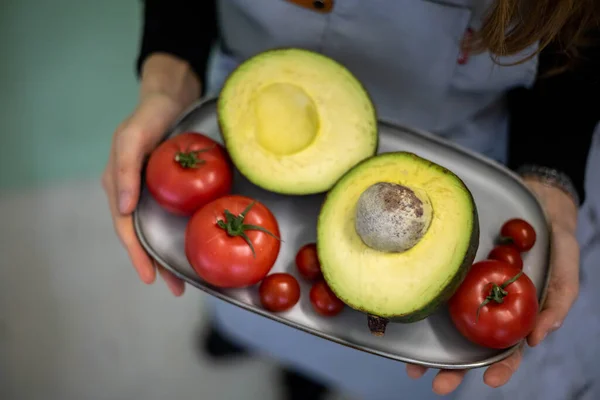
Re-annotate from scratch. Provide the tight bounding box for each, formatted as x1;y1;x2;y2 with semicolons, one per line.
317;152;479;332
218;48;378;195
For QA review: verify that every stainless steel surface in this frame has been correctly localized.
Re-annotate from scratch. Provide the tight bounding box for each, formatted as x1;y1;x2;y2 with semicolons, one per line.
133;97;551;370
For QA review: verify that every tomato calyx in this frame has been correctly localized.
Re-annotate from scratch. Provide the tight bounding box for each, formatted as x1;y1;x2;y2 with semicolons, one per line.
497;236;516;247
216;202;280;257
476;271;524;320
174;145;216;168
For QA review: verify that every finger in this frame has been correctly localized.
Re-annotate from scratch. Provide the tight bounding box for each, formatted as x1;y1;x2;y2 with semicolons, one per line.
528;230;579;347
104;161;157;284
432;369;468;396
113;99;175;215
406;364;428;379
113;125;147;215
157;263;186;297
116;213;157;285
528;303;576;347
529;282;579;346
483;344;523;388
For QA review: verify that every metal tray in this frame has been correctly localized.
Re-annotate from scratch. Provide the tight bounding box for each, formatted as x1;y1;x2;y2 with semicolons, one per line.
133;97;550;370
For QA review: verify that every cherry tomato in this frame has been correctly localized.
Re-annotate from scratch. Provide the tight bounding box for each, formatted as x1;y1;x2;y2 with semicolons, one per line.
488;245;523;269
500;218;537;252
295;243;322;281
146;132;233;216
309;280;345;317
259;273;301;312
185;195;281;288
448;260;539;349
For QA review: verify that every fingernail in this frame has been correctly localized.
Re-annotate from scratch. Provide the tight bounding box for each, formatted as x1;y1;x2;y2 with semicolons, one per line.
552;321;563;331
119;190;131;214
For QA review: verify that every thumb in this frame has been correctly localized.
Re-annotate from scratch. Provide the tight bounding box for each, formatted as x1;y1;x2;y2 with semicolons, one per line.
114;126;145;215
114;96;182;215
114;128;145;215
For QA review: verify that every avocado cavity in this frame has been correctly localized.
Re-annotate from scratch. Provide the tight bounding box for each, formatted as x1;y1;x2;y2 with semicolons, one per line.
254;82;319;155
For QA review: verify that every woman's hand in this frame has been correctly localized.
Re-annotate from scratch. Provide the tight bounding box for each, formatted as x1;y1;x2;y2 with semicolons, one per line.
405;176;580;395
102;53;201;296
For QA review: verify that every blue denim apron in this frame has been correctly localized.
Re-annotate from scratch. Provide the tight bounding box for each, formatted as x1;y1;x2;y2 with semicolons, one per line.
203;1;599;398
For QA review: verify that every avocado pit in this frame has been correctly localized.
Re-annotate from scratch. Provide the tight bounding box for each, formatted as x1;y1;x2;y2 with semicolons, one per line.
355;182;433;253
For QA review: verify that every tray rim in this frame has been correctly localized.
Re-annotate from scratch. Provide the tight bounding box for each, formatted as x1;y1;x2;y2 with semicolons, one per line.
133;95;552;370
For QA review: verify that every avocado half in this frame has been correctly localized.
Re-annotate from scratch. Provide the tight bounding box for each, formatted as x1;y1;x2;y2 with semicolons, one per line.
317;152;479;336
217;48;378;195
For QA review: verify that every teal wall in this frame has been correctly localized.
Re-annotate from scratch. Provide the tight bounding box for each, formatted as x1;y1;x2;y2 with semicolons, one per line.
0;1;141;189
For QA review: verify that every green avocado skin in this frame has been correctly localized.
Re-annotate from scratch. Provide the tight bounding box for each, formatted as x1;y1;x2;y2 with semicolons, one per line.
216;47;380;195
317;152;480;325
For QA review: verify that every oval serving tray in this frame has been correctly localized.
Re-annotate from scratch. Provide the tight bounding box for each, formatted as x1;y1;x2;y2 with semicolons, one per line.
133;97;550;370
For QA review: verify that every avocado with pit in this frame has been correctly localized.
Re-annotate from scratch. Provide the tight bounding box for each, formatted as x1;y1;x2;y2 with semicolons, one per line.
217;48;378;195
317;152;479;336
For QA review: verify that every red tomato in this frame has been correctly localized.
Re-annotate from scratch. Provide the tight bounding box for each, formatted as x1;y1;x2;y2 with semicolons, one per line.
259;273;301;312
185;195;281;288
488;245;523;270
295;243;322;281
310;280;345;317
146;132;233;216
500;218;536;252
448;260;539;349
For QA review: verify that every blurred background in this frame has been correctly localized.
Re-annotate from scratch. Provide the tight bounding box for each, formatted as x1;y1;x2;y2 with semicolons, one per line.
0;1;287;399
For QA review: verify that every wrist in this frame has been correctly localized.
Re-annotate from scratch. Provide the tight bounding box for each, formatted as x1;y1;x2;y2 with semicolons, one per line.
522;177;578;233
516;164;580;206
139;53;202;110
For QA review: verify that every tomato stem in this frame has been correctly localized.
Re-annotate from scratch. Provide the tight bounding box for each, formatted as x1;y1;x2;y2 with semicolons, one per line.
174;145;216;168
497;236;515;247
216;202;280;257
367;315;389;337
476;271;523;321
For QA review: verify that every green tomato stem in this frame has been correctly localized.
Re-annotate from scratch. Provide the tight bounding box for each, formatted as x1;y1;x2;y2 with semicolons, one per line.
216;202;280;257
476;271;524;321
174;145;216;168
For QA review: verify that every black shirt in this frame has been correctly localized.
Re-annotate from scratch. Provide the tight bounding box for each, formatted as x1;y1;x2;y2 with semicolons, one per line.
136;0;599;203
